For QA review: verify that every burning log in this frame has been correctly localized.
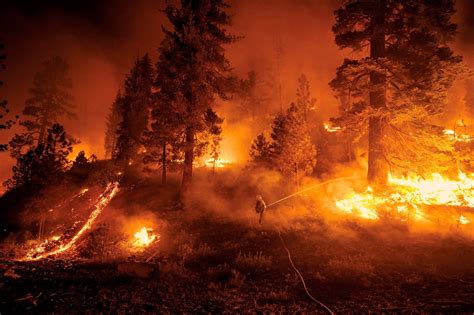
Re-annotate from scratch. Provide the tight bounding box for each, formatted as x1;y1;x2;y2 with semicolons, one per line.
22;182;120;261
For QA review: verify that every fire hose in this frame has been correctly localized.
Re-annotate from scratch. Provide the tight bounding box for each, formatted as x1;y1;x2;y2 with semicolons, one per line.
258;177;358;314
278;230;334;315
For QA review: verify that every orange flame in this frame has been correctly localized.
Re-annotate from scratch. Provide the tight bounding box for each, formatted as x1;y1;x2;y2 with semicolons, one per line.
132;227;159;248
23;182;120;261
335;172;474;223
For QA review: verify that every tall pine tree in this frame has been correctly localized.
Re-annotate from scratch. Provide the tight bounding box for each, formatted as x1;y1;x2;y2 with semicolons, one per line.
104;91;123;159
155;0;237;194
115;54;153;169
331;0;464;185
273;103;316;187
22;56;75;146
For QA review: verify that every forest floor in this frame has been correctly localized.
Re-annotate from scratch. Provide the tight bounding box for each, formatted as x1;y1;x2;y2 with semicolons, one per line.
2;175;474;313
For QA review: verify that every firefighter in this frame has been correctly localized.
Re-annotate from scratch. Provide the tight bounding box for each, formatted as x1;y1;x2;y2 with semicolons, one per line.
255;195;267;224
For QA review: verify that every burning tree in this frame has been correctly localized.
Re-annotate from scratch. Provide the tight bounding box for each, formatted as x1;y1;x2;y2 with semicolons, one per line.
10;57;75;158
154;0;237;194
331;0;465;186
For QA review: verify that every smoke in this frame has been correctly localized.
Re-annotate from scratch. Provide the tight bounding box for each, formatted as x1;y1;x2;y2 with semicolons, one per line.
1;0;473;187
0;0;345;185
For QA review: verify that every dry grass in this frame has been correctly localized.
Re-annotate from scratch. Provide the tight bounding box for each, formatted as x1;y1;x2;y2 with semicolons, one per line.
234;251;272;272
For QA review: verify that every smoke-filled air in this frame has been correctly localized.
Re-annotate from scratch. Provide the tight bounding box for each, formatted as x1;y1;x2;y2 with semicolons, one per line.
2;0;474;313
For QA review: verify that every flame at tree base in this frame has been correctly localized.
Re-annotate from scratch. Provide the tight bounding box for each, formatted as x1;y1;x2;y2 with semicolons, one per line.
335;172;474;224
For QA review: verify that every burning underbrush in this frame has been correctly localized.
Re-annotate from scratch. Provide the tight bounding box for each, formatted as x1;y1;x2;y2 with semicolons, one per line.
2;167;474;312
3;162;474;264
0;179;162;262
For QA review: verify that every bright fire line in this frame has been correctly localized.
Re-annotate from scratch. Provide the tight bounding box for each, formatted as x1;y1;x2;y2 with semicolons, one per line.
23;182;120;261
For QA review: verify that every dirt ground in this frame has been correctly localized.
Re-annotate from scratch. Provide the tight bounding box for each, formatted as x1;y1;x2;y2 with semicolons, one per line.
2;209;474;314
1;172;474;314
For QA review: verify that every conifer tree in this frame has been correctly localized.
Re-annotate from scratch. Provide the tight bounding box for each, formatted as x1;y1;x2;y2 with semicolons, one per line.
5;123;73;189
104;91;123;159
269;112;287;158
115;54;153;167
273;103;316;187
155;0;237;194
249;133;272;167
21;56;75;147
331;0;464;184
296;74;316;122
0;40;17;151
236;71;268;121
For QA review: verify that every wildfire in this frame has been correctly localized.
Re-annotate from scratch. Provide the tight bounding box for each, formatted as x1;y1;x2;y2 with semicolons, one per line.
204;157;231;169
335;187;381;220
335;172;474;224
132;227;159;248
323;122;342;133
459;215;470;225
443;129;473;142
23;182;120;261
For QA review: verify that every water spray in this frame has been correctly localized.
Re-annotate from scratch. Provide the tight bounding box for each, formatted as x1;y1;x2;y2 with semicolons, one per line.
257;176;358;210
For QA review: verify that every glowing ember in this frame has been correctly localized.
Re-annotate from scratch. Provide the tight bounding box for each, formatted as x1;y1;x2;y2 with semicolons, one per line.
335;172;474;223
323;122;342;133
132;227;158;248
23;182;120;261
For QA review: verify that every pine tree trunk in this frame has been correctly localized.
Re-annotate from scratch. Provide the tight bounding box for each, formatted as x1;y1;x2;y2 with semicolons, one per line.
367;4;388;188
162;140;167;184
181;126;194;194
